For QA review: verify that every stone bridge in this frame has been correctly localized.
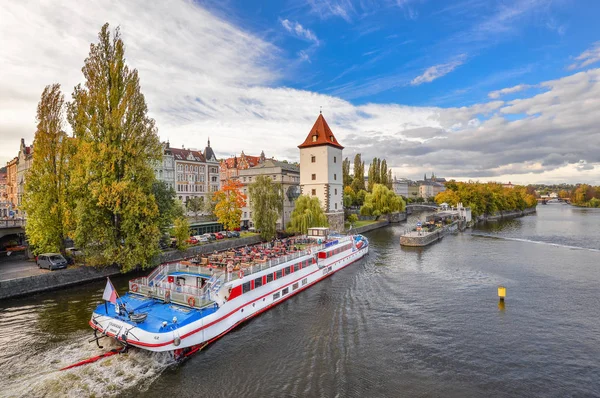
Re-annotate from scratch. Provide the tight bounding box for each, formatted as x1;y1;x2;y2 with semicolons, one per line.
0;219;25;240
405;204;440;213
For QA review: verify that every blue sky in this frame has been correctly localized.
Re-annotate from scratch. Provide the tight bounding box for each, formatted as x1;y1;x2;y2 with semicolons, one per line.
1;0;599;183
214;0;596;107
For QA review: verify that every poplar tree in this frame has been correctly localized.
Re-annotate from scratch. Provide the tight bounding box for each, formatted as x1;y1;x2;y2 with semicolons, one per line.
351;153;365;192
67;24;162;271
22;84;73;255
342;157;352;187
249;175;283;240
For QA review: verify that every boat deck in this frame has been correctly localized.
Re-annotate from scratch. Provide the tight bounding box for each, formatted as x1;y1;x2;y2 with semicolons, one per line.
94;293;219;333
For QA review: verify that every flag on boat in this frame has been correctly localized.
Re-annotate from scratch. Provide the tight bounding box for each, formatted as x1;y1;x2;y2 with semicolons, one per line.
102;277;117;304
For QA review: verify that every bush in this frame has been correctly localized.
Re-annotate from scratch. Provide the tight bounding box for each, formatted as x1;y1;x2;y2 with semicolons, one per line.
347;214;358;223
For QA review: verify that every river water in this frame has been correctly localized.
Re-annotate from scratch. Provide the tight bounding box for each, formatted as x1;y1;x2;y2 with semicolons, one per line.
0;204;599;397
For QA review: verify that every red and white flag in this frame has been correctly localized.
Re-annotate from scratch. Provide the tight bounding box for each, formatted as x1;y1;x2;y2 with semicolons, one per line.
102;277;117;304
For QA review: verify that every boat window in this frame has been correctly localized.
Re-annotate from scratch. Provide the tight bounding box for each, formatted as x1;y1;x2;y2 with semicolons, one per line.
284;266;291;275
276;270;283;279
267;273;274;283
254;277;263;288
302;278;308;285
292;283;299;290
273;292;280;300
242;282;251;294
282;287;289;296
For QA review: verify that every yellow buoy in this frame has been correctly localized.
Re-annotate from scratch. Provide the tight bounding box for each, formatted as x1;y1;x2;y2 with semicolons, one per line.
498;285;506;301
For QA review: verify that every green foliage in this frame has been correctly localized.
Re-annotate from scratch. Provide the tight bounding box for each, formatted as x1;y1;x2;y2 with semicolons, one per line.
360;184;405;217
434;181;538;217
186;196;204;220
347;213;358;223
342;157;352;187
571;184;600;207
367;157;393;192
249;175;283;241
153;181;183;234
173;217;190;251
355;189;368;206
67;24;162;271
351;154;365;192
287;195;328;234
22;84;74;255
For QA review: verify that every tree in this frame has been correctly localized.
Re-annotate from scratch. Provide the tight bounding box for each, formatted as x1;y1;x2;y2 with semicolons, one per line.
186;196;204;220
434;190;460;207
343;185;356;208
351;153;365;192
360;184;405;217
67;24;162;271
22;84;74;255
173;217;190;251
342;157;352;187
213;179;246;231
153;181;183;235
204;195;217;217
249;175;283;240
288;195;328;234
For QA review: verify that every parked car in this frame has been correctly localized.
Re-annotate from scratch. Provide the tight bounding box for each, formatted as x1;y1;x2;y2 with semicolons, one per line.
37;253;68;270
227;231;240;238
186;237;199;245
214;232;225;240
219;231;230;238
194;235;209;243
204;233;215;241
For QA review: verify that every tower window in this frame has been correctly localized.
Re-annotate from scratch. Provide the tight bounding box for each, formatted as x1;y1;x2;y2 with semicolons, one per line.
335;189;337;195
311;155;316;163
312;174;316;180
334;174;337;180
335;203;338;209
311;189;316;195
334;156;336;163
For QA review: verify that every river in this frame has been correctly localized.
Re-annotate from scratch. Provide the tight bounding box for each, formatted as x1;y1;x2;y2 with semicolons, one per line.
0;204;598;397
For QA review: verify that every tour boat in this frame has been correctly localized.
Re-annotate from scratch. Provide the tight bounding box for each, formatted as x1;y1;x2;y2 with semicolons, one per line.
88;228;369;359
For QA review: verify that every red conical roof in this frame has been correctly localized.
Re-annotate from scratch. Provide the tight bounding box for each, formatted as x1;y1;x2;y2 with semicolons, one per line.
298;114;344;149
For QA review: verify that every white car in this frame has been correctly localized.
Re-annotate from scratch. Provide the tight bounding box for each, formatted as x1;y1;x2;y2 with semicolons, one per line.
194;235;209;243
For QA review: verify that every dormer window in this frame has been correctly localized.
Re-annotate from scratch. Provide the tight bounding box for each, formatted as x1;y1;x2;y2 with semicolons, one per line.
330;135;334;142
312;135;317;142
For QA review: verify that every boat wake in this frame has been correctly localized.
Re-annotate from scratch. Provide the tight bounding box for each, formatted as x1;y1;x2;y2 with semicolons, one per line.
470;233;600;253
0;331;174;397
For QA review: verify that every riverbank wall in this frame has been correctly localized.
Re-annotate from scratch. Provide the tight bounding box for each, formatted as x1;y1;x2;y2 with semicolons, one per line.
0;235;263;300
400;221;459;247
477;207;537;223
350;220;390;234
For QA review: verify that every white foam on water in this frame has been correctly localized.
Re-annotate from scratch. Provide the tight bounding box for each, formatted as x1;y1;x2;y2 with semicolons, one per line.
0;331;174;398
470;234;600;253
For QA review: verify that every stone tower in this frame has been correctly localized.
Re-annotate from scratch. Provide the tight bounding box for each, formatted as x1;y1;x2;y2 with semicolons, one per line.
298;113;344;232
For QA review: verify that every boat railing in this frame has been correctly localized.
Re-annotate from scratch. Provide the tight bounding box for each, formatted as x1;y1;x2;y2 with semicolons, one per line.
128;278;213;309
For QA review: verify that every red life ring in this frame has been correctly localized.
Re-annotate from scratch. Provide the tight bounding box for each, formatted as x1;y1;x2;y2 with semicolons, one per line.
187;296;196;307
131;284;139;292
238;270;244;279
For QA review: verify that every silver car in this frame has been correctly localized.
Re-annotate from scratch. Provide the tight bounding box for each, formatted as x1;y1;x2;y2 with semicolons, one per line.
37;253;68;270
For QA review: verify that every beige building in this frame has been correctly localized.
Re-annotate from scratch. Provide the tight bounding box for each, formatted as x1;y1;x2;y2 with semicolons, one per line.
170;140;220;205
220;151;266;184
16;139;33;212
298;113;344;232
237;159;300;230
6;157;18;213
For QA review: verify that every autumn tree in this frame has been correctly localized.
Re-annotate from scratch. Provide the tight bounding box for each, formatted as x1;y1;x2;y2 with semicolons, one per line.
249;175;283;240
360;184;405;217
173;216;190;251
287;195;328;235
213;179;246;231
67;24;162;271
342;157;352;187
153;181;183;234
351;153;365;192
22;84;74;255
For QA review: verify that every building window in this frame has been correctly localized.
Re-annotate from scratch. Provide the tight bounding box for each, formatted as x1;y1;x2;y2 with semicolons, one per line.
311;189;316;196
335;189;337;195
334;156;336;163
335;203;338;209
312;135;317;142
311;155;316;163
334;174;337;180
311;174;316;180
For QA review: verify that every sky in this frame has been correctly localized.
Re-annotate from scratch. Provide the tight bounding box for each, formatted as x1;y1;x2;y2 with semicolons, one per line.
1;0;599;184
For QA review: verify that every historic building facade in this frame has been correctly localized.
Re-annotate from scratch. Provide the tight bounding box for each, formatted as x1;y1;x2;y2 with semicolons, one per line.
220;151;266;184
16;139;33;212
237;159;300;230
5;157;18;213
298;113;344;232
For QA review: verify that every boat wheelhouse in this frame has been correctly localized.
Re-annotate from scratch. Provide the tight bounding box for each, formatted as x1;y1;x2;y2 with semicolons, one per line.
89;228;368;357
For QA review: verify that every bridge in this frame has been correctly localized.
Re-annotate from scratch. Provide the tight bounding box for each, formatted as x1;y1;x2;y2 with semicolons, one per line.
0;219;25;240
405;204;440;211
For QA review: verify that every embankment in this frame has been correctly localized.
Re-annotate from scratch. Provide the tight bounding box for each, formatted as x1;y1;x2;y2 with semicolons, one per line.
478;207;537;222
0;235;263;300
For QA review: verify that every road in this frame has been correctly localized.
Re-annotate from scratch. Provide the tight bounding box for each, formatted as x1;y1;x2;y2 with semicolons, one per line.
0;252;50;281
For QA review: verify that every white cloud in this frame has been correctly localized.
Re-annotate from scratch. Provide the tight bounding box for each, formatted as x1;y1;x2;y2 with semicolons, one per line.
410;55;466;86
280;19;319;45
488;84;532;99
0;0;599;184
568;42;600;70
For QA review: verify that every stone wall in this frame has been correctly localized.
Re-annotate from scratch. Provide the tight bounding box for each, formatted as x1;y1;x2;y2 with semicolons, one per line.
350;220;389;234
326;212;345;233
387;212;407;223
479;207;537;222
0;235;264;300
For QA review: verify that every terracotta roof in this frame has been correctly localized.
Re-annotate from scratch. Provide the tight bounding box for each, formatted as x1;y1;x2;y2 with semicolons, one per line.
222;154;261;169
298;114;344;149
170;148;206;162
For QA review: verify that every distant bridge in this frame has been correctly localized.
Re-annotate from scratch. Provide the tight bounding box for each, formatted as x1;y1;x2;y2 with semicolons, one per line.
405;204;440;211
0;219;25;240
